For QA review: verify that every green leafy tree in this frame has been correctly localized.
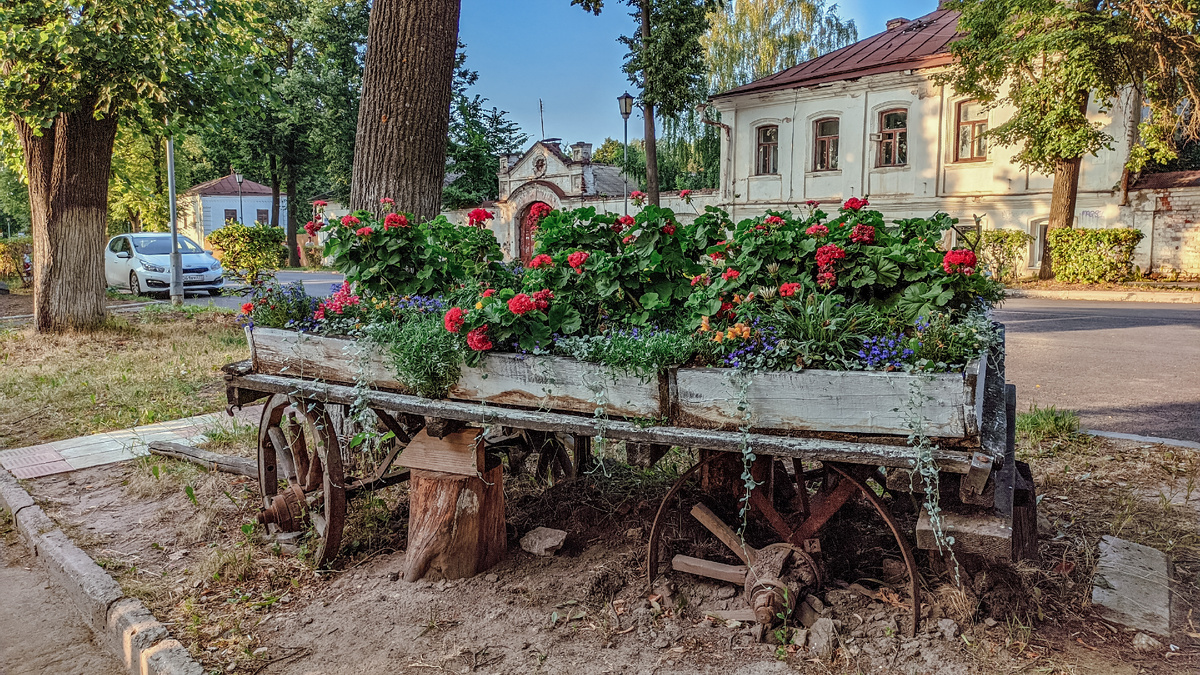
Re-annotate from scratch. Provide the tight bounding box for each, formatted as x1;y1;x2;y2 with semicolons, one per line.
942;0;1200;279
0;165;31;237
0;0;264;331
592;138;624;165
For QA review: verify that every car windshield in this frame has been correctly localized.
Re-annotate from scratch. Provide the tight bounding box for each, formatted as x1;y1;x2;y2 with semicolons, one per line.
132;237;204;255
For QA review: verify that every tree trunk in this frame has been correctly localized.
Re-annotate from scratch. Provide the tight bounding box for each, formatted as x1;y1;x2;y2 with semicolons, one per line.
640;0;660;207
269;153;281;229
404;465;506;581
285;151;300;268
351;0;461;220
14;100;119;333
1039;90;1090;280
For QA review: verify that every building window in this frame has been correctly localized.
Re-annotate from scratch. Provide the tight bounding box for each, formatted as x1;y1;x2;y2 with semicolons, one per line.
256;209;269;224
956;100;988;162
814;118;839;171
878;109;907;166
1028;219;1048;268
756;125;779;175
223;209;238;223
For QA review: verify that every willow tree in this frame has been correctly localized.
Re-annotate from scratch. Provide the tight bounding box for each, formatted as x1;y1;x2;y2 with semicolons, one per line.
702;0;858;93
943;0;1200;278
0;0;263;331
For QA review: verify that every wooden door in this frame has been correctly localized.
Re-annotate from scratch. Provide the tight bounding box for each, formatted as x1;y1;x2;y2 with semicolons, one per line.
519;203;548;263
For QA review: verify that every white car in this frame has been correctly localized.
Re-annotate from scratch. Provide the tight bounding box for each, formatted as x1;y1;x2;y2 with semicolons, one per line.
104;233;225;297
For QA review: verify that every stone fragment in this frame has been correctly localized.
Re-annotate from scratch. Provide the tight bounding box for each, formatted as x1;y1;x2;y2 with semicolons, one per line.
520;527;567;557
805;594;825;612
1091;536;1171;636
809;617;836;660
791;628;808;648
715;585;738;600
937;618;959;641
484;573;499;583
1131;632;1164;652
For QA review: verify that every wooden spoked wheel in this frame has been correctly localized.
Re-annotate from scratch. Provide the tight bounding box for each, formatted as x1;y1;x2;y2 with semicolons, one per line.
257;393;347;568
648;455;921;636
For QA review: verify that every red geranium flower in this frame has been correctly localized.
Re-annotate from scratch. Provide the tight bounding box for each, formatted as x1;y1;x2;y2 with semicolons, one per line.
384;212;408;230
765;215;785;226
356;226;373;237
709;252;725;261
722;268;740;281
805;200;820;207
630;190;646;206
313;200;328;207
850;224;875;244
662;223;676;235
341;214;360;227
815;244;846;269
532;289;554;310
779;282;801;297
843;197;869;211
466;326;493;351
380;197;394;205
817;271;837;288
567;251;589;273
691;274;709;287
467;208;494;227
482;288;496;298
528;254;553;269
508;293;536;315
679;189;692;202
622;235;636;244
529;203;552;221
806;224;829;237
304;220;322;238
443;307;466;333
943;249;978;275
240;302;254;314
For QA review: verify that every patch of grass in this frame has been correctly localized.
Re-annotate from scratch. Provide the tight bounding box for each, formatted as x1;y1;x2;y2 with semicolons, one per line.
0;307;247;448
198;418;258;458
1016;405;1082;447
126;456;203;499
192;545;256;584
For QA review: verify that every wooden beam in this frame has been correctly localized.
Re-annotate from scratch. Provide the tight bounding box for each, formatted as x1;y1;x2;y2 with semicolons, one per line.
148;441;258;478
691;503;756;564
790;476;860;542
227;373;976;473
671;555;747;585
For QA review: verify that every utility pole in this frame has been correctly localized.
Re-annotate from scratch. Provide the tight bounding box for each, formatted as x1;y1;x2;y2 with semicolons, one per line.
167;138;183;306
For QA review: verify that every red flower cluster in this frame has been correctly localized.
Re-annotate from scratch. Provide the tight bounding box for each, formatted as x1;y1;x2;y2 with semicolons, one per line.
722;268;740;281
444;306;466;333
466;326;492;351
314;282;360;320
567;251;589;273
849;224;875;244
482;288;496;298
384;212;408;230
631;190;646;206
806;224;829;237
528;254;553;269
341;214;360;227
240;302;254;314
691;274;709;287
622;235;636;244
943;249;978;275
661;223;676;235
805;200;820;207
843;197;869;211
356;226;373;237
508;293;536;315
467;208;494;227
815;244;846;288
532;289;554;310
304;220;322;238
765;215;785;226
312;200;328;207
708;251;724;261
613;215;635;233
380;197;394;206
529;203;552;221
779;282;801;297
817;271;837;288
679;189;692;202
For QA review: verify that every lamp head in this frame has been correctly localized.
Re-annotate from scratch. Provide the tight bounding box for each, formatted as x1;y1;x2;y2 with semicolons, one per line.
618;92;634;119
235;173;244;184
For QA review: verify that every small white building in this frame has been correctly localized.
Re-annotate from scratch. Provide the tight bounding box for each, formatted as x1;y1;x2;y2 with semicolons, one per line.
178;172;288;247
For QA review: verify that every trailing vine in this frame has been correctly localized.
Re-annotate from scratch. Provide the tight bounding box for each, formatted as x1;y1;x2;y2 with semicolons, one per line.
729;368;760;536
902;373;960;584
582;368;612;478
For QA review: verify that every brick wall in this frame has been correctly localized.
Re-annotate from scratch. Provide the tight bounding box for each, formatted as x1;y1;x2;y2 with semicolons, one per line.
1134;187;1200;276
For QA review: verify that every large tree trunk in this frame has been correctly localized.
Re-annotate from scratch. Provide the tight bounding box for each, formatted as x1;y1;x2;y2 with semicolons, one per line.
286;152;300;268
1039;90;1090;280
14;100;119;333
351;0;461;220
269;153;281;228
640;0;661;207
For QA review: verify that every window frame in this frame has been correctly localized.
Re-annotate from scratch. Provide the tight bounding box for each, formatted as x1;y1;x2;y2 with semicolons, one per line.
813;117;840;172
256;209;269;224
955;100;988;163
755;125;779;176
223;209;239;223
877;109;908;167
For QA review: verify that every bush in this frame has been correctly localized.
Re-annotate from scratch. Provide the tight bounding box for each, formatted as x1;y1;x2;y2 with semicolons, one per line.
1046;227;1143;283
964;229;1033;282
207;222;287;284
0;235;31;284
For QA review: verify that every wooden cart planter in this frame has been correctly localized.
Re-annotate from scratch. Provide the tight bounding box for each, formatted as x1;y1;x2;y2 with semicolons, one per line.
227;324;1035;636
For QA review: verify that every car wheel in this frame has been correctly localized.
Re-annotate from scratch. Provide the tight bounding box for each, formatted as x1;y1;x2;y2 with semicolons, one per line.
129;271;142;297
208;288;222;297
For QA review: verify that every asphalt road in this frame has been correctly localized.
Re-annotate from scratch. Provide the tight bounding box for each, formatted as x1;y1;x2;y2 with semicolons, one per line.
180;270;345;311
995;298;1200;443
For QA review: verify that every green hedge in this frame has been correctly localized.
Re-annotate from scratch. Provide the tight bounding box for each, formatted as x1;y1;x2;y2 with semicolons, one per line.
207;222;286;284
0;235;31;283
1046;227;1144;283
964;229;1034;282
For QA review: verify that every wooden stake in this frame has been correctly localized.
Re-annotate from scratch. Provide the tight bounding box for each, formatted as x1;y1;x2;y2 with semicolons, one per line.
404;464;506;582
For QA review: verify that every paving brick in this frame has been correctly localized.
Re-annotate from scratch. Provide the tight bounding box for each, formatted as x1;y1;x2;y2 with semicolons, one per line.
10;460;75;478
0;467;35;514
140;639;204;675
105;598;169;675
34;530;125;634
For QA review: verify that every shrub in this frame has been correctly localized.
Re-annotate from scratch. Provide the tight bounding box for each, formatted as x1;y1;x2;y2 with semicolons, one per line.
299;241;324;269
207;222;287;284
1046;227;1144;283
964;229;1034;282
0;235;32;284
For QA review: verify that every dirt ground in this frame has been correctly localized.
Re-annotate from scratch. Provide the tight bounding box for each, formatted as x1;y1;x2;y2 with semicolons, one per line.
22;428;1200;675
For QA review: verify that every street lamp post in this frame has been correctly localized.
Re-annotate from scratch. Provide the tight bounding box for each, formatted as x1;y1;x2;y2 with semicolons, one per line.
167;138;183;306
235;173;244;224
618;92;634;216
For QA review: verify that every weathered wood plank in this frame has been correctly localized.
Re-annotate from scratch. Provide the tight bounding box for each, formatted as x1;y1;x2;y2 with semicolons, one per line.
672;555;748;584
249;328;408;392
148;441;258;477
397;429;481;476
227;373;977;472
915;508;1012;562
451;353;661;418
674;365;979;438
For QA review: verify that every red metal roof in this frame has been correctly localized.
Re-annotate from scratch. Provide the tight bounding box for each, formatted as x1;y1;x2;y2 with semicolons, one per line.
713;9;961;99
184;173;281;197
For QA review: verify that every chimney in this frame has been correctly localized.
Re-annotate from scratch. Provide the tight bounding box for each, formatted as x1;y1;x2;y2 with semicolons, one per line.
570;142;593;163
886;17;908;30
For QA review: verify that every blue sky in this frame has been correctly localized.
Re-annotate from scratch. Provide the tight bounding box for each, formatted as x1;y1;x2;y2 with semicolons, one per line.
458;0;934;148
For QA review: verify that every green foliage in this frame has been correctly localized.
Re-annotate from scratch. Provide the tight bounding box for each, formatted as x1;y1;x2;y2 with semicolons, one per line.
554;328;708;380
1046;227;1143;283
909;311;1002;372
370;312;465;399
767;293;881;370
0;235;31;281
240;280;319;330
207;222;287;284
1016;405;1082;445
621;0;719;118
964;229;1035;282
0;165;30;237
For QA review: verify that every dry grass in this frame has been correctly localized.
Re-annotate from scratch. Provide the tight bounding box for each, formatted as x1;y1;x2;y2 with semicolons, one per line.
0;306;247;449
197;416;259;459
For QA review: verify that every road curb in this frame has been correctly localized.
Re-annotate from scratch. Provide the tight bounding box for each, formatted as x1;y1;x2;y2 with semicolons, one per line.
0;467;204;675
1086;429;1200;450
1008;289;1200;303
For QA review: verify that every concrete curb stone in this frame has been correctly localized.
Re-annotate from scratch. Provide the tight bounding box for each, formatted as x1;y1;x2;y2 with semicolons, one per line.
0;466;205;675
1008;288;1200;303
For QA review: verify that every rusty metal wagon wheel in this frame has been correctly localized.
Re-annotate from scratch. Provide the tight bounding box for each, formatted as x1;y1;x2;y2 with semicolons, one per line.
647;456;921;637
256;393;347;568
